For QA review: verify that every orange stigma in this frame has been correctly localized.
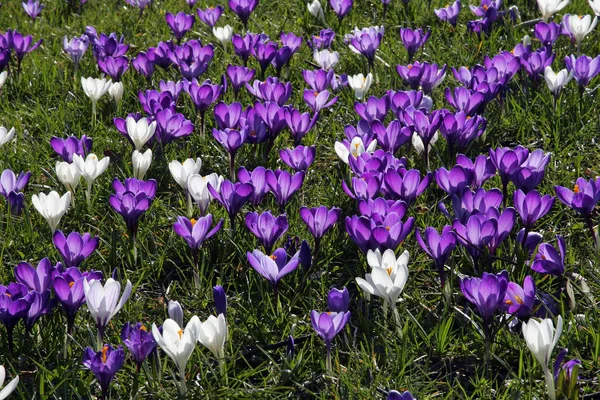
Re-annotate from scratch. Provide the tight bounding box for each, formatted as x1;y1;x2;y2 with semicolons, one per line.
483;5;489;10
386;267;393;276
101;345;109;363
574;184;580;193
269;255;277;260
313;91;319;97
385;226;391;231
178;329;183;339
505;299;513;305
69;281;75;288
190;218;197;226
407;64;413;69
140;325;147;331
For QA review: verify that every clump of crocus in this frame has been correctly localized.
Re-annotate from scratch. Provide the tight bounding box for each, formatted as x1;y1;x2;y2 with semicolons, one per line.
82;344;125;400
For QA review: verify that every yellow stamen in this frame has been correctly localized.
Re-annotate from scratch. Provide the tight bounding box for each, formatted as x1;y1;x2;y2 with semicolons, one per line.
101;345;109;363
4;293;11;298
178;329;183;339
515;295;524;305
574;184;580;194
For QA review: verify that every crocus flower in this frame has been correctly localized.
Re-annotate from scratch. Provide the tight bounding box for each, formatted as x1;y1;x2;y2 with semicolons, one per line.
513;190;554;229
197;314;228;374
564;54;600;87
132;52;154;80
329;0;353;21
174;214;223;250
84;278;132;340
0;283;30;346
504;276;536;317
187;173;223;215
562;14;597;47
345;212;414;253
10;30;42;72
56;161;81;194
213;25;233;48
346;26;383;68
169;158;203;192
166;12;195;42
152;316;201;395
245;211;288;254
63;36;88;72
372;120;412;154
81;76;112;117
328;287;349;312
535;21;561;48
356;249;410;312
208;180;253;229
0;127;14;147
0;169;30;215
300;206;340;243
415;226;456;289
310;310;351;370
53;267;102;331
555;177;600;217
544;66;573;97
279;146;316;172
125;116;156;151
197;5;224;27
538;0;569;22
335;136;377;164
132;149;152;180
14;258;60;293
0;365;19;399
228;0;259;28
73;153;110;204
50;135;92;163
522;315;563;400
213;285;227;316
531;235;566;276
83;344;125;398
237;167;268;205
553;348;581;397
0;72;6;91
591;0;600;15
348;73;373;100
226;65;255;95
313;49;339;71
460;270;509;323
435;0;460;26
32;191;71;233
387;391;414;400
382;169;432;206
109;178;156;235
511;149;551;192
266;170;305;209
121;323;157;370
247;248;300;298
399;27;430;62
307;0;326;23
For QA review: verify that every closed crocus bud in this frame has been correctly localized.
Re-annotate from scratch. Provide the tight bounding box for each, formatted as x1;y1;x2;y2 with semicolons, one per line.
348;73;373;100
213;25;233;47
0;126;15;146
327;287;349;312
32;190;72;232
544;66;573;97
197;314;228;374
109;81;123;105
562;14;597;46
0;71;7;91
126;116;157;151
168;300;184;327
56;161;81;192
81;76;112;105
213;285;227;316
132;149;152;180
313;49;339;70
307;0;326;23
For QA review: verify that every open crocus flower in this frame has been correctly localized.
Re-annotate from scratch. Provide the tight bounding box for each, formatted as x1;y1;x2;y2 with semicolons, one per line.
169;158;202;191
197;5;224;27
522;315;563;400
555;177;600;217
152;316;201;395
197;314;228;374
0;126;14;146
504;276;536;317
0;365;19;399
165;12;195;42
562;14;597;47
54;267;103;332
109;178;157;236
310;310;351;370
14;258;61;292
174;214;223;250
356;249;409;314
531;235;566;276
247;248;300;300
537;0;569;22
435;0;460;26
32;190;71;233
513;190;554;229
82;344;125;399
83;278;132;339
347;73;373;100
335;136;377;164
564;54;600;88
53;230;99;268
73;153;110;204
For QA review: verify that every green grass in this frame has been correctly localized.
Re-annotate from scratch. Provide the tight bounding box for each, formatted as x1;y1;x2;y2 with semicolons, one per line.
1;0;600;398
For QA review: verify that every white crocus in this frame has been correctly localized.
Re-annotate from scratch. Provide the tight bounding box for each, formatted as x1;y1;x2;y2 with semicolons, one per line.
347;73;373;100
356;249;410;313
0;126;15;147
132;149;152;180
334;137;377;164
32;191;71;233
108;81;123;105
187;173;223;215
83;278;132;338
73;153;110;204
0;71;7;91
81;77;112;123
152;316;201;396
412;131;439;155
169;158;203;191
307;0;326;23
544;66;573;97
56;161;81;193
126;116;156;151
537;0;570;22
213;25;233;47
522;315;563;400
0;366;19;400
591;0;600;16
197;314;228;374
313;49;339;71
563;14;598;47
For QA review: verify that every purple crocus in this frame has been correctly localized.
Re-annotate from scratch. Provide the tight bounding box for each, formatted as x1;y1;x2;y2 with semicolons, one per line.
232;33;258;65
285;108;317;146
237;167;268;205
503;275;536;317
520;48;555;83
415;226;456;290
173;214;223;250
0;283;30;347
300;206;340;243
279;146;316;172
347;26;383;68
399;27;430;62
63;36;88;72
121;323;157;371
185;79;222;122
213;285;227;316
97;55;129;81
132;52;155;80
534;22;561;49
381;169;432;206
329;0;353;22
245;211;288;254
310;309;351;370
212;127;248;180
229;0;259;29
307;29;335;50
434;165;471;196
165;12;195;43
14;258;60;293
372;120;411;155
22;0;44;21
10;30;42;73
460;270;508;323
50;135;92;162
452;213;497;260
510;149;550;193
444;87;486;116
455;154;495;189
252;39;278;78
0;169;31;215
531;235;565;276
154;109;194;145
208;180;253;231
226;65;255;95
52;231;98;268
197;5;224;27
513;190;554;229
246;77;292;106
554;348;581;389
172;41;214;80
82;344;126;399
214;102;242;130
303;89;338;113
434;1;460;26
387;390;415;400
266;170;305;209
53;267;103;333
490;145;530;193
565;54;600;88
247;248;300;300
109;178;157;236
345;212;415;253
327;287;349;312
555;177;600;218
